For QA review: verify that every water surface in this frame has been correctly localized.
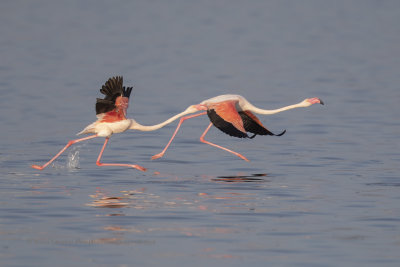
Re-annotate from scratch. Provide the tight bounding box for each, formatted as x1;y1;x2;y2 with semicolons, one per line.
1;1;400;266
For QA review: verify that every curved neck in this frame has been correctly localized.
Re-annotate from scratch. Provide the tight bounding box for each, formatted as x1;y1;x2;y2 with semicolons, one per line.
244;101;307;115
130;106;198;131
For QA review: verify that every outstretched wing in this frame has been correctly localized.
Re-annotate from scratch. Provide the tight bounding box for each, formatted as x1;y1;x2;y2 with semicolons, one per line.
95;76;133;115
206;100;248;138
207;109;248;138
239;110;286;138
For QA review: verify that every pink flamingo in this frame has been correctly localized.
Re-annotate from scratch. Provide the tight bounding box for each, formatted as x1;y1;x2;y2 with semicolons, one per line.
151;95;324;161
32;76;189;171
32;76;323;170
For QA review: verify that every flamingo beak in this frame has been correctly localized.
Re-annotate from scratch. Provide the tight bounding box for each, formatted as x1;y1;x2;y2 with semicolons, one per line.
307;97;324;105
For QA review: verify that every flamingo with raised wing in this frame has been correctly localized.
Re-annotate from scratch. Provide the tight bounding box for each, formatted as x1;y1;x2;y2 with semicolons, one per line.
32;76;151;171
32;76;193;171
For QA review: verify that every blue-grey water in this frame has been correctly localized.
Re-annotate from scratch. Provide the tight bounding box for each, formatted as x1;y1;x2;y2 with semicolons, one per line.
1;1;400;266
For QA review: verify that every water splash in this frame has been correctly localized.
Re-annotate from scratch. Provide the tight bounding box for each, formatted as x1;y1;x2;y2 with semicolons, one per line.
67;146;81;169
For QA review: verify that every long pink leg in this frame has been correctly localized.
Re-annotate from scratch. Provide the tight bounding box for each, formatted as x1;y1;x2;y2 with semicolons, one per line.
200;122;249;162
96;137;147;171
32;134;98;170
151;112;207;160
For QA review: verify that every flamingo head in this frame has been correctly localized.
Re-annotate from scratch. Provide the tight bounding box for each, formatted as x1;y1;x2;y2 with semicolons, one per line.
303;97;324;107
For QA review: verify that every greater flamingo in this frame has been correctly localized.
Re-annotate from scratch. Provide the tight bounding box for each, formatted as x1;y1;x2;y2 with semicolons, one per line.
151;94;324;161
32;77;323;170
31;76;196;171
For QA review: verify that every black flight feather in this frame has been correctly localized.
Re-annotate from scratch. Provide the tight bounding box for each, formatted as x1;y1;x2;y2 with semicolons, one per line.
238;111;280;137
207;109;248;138
95;76;133;115
248;129;286;139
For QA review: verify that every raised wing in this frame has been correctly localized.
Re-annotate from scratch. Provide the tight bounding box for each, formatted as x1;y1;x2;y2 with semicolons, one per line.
95;76;133;115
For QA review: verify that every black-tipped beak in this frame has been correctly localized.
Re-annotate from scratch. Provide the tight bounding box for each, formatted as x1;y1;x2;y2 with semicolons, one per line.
319;99;325;105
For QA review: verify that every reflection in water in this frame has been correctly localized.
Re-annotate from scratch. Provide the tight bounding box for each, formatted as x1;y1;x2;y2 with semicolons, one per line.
84;172;289;262
87;178;264;213
87;190;129;208
153;172;269;183
104;225;238;236
86;197;129;208
212;173;268;182
86;186;247;261
85;174;269;242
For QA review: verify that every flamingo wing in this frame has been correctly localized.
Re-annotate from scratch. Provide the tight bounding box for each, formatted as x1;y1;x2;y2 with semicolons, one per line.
96;98;116;115
239;110;286;138
95;76;133;115
206;101;248;138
